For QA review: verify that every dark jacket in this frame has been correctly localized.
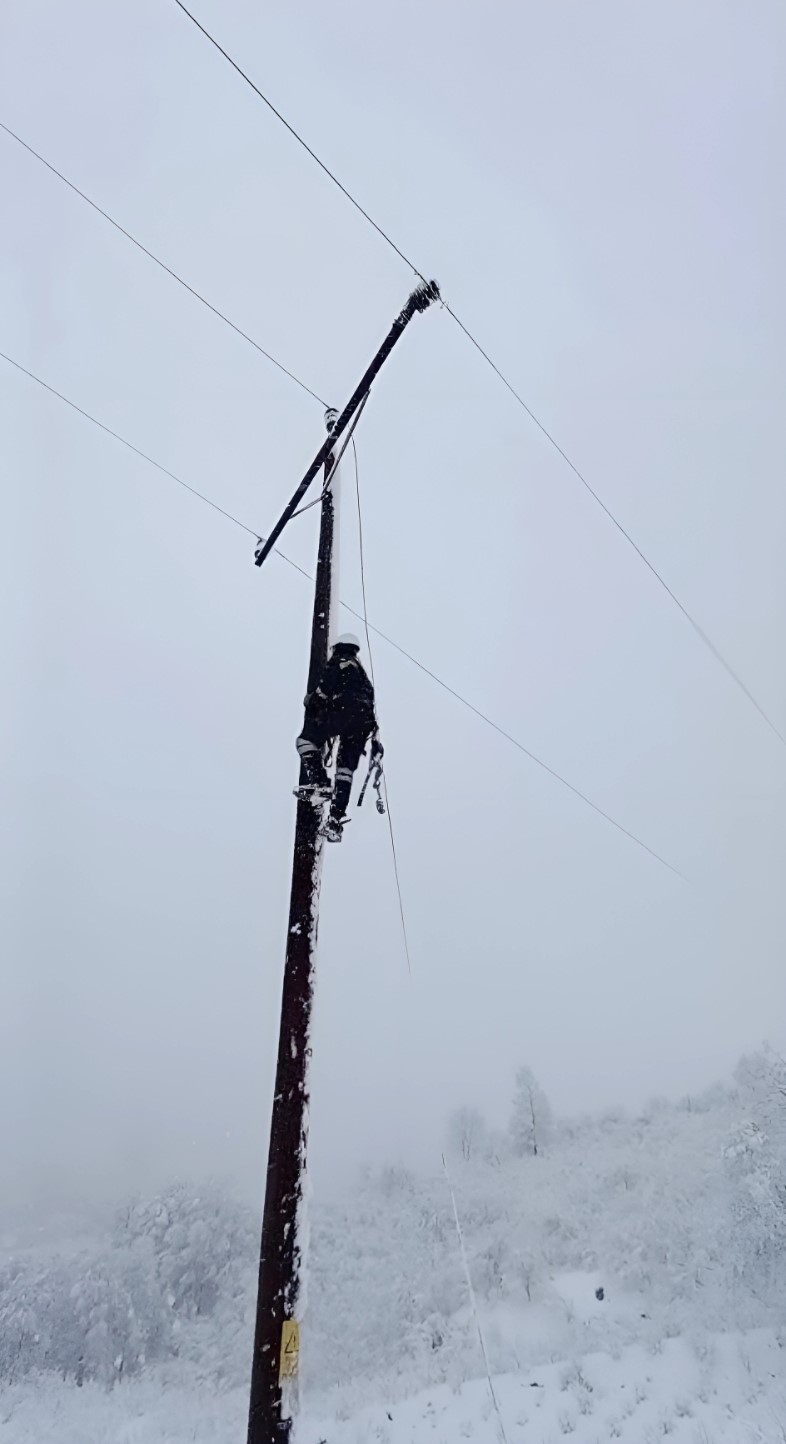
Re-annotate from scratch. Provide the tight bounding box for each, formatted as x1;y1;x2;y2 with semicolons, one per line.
306;653;376;736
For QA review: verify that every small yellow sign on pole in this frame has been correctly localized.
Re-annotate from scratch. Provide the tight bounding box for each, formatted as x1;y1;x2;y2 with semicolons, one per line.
279;1320;300;1383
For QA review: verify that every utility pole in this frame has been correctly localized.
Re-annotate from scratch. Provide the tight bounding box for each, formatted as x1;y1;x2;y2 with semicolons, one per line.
247;413;338;1444
247;281;439;1444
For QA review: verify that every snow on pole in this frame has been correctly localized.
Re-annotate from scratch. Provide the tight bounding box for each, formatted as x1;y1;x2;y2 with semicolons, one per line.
324;408;341;651
246;416;337;1444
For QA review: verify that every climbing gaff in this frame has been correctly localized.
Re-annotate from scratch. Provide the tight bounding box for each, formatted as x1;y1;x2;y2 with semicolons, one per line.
358;755;386;816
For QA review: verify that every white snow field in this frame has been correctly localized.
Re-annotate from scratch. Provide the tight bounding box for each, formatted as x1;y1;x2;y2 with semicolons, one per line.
302;1332;786;1444
3;1052;786;1440
1;1330;786;1443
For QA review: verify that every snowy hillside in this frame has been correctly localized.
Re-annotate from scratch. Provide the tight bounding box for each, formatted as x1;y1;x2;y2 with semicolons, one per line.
302;1333;786;1444
2;1331;785;1442
2;1049;786;1439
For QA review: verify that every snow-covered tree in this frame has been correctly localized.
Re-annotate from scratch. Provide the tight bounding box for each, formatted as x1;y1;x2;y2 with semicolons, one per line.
723;1120;786;1286
0;1249;172;1386
113;1180;255;1319
734;1046;786;1146
509;1065;553;1157
9;1051;786;1403
447;1106;487;1162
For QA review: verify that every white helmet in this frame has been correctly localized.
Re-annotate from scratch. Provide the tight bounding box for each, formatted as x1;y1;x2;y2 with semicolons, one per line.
333;632;360;652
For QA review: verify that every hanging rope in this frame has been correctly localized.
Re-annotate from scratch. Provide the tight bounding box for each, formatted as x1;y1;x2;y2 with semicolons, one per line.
442;1153;511;1444
352;437;511;1440
352;437;413;975
291;394;369;519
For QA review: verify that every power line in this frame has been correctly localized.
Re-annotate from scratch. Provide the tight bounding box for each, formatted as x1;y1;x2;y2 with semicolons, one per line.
2;345;682;880
168;0;783;748
343;442;682;882
0;349;258;537
0;119;328;408
444;305;785;748
346;603;686;882
171;0;428;287
352;438;413;974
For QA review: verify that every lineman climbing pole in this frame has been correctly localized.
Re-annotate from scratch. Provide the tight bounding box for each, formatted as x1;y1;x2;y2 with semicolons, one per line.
247;280;440;1444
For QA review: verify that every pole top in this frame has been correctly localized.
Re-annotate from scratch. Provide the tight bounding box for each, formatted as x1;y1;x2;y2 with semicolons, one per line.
410;278;441;312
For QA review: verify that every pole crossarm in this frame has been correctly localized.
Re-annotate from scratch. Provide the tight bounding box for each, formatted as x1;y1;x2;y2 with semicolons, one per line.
254;279;439;570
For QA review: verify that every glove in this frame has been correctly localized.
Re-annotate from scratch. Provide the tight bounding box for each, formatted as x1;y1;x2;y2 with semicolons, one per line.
371;735;384;762
304;686;327;708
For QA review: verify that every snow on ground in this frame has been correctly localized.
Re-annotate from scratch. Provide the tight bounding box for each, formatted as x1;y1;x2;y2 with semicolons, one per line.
550;1270;609;1321
304;1331;786;1443
4;1063;786;1439
2;1331;785;1443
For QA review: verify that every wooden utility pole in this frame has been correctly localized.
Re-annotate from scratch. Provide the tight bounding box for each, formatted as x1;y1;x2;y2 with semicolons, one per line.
247;414;338;1444
247;282;439;1444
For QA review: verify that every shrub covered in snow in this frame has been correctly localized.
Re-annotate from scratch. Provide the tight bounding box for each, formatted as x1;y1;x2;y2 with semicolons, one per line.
0;1181;257;1386
113;1180;256;1319
0;1248;172;1385
4;1049;786;1403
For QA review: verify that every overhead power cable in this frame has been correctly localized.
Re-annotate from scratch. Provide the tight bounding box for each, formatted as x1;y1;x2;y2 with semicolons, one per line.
1;349;258;536
0;119;327;408
171;0;428;286
2;346;683;881
443;307;785;747
169;0;784;748
350;613;685;881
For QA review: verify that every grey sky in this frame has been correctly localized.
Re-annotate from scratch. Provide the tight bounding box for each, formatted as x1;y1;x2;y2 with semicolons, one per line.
2;0;785;1207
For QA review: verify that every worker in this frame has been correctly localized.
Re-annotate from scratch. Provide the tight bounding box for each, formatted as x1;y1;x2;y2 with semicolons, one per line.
295;633;383;842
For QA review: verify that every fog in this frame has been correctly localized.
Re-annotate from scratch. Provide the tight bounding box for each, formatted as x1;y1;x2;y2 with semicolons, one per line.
2;0;785;1212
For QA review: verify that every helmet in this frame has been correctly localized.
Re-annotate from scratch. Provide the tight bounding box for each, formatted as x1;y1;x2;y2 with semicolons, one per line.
333;632;360;652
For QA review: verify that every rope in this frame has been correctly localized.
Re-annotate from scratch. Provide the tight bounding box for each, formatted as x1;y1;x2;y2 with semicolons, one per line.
353;435;509;1437
291;395;369;518
352;438;413;975
442;1153;511;1444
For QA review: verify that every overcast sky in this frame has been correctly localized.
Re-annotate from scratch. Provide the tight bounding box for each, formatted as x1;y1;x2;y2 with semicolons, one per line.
2;0;785;1210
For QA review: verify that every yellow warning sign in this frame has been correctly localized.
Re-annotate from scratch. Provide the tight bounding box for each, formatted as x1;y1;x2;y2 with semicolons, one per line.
279;1320;300;1382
